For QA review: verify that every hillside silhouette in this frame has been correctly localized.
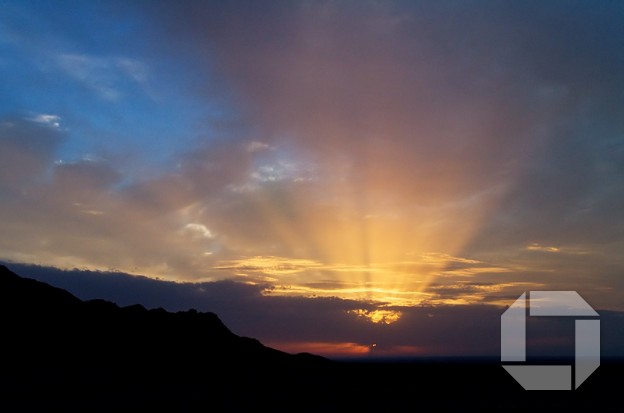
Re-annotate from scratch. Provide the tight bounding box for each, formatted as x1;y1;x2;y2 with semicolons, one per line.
0;265;330;411
1;264;621;412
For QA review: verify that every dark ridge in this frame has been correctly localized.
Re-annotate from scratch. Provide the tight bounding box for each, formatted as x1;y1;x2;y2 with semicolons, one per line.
0;265;333;411
0;265;621;412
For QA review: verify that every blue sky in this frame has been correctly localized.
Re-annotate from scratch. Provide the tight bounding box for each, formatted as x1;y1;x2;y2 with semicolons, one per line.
0;1;218;176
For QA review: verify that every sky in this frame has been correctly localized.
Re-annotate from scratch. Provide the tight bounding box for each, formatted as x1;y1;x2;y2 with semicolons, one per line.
1;1;623;358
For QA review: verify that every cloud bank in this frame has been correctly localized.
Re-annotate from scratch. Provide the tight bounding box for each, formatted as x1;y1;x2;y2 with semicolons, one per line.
7;263;623;359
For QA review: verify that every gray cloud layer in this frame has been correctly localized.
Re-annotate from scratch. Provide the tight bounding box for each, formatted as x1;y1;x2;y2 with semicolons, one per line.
6;263;623;359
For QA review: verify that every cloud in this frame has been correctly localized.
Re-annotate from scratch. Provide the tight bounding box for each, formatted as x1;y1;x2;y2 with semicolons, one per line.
349;309;402;325
0;117;213;277
245;140;270;153
5;263;623;359
183;223;215;239
53;159;121;193
214;256;323;276
526;243;561;253
144;0;624;246
0;116;63;189
55;53;151;101
137;0;624;290
0;107;620;306
28;114;62;129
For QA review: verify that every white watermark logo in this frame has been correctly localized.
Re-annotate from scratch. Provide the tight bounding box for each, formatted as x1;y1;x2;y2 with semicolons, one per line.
501;291;600;390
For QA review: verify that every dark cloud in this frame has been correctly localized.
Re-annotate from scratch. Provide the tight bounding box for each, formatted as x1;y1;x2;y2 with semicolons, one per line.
466;123;624;252
6;263;623;358
53;160;121;191
0;117;63;190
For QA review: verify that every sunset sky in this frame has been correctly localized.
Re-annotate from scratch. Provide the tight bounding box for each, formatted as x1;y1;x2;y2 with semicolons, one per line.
1;1;623;358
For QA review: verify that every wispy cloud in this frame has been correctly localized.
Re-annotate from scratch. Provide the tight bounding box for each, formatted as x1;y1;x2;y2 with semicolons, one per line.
526;243;590;255
55;53;150;101
28;113;61;129
526;243;561;253
183;223;215;239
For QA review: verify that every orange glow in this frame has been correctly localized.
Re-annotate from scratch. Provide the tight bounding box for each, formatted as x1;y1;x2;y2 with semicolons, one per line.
267;341;430;358
203;132;514;306
266;341;372;357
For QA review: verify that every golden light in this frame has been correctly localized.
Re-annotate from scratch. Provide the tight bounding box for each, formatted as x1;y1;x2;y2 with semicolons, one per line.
349;309;402;324
209;138;515;308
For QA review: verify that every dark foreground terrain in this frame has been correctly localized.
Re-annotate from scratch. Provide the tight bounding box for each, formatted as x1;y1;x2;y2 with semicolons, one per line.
1;265;621;412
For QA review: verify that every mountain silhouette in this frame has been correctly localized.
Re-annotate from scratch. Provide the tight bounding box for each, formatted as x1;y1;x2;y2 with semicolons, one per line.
0;263;301;360
0;265;330;411
1;264;621;412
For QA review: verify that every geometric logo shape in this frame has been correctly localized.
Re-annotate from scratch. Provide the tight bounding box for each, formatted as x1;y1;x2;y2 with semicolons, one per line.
501;291;600;390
